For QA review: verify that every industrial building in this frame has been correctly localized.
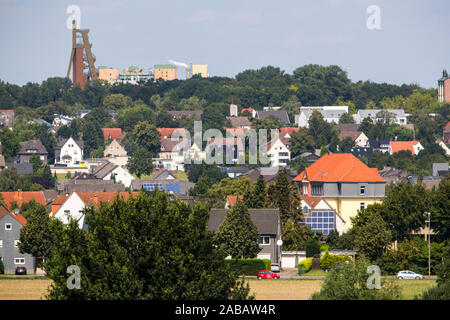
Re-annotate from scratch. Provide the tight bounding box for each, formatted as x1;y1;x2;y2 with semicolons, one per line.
154;64;178;81
438;70;450;103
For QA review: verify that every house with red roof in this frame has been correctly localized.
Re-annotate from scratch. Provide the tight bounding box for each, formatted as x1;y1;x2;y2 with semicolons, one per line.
51;192;139;229
443;121;450;143
293;153;386;232
240;107;257;118
0;204;36;274
388;140;424;156
102;128;124;142
0;191;47;210
225;195;244;209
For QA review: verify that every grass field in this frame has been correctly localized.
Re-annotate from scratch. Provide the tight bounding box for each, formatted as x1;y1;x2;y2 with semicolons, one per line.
0;278;436;300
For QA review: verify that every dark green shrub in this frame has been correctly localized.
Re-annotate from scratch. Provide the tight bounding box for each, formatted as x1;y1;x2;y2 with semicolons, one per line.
224;259;271;276
306;239;321;258
0;257;4;274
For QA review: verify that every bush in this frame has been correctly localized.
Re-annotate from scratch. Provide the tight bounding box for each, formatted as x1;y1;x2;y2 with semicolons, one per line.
224;259;271;276
320;250;352;270
417;281;450;300
0;257;4;274
306;239;321;258
298;258;313;273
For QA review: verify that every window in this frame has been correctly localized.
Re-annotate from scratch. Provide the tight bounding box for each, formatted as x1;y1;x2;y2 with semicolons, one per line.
303;211;336;235
360;202;365;210
14;240;20;247
14;258;25;265
0;240;2;247
5;223;12;231
360;185;366;195
259;236;270;245
311;183;323;196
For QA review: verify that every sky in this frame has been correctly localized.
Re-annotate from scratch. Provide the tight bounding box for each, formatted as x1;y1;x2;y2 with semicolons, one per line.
1;0;449;88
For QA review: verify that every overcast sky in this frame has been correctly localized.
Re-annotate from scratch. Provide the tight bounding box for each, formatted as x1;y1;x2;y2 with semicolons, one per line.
1;0;449;88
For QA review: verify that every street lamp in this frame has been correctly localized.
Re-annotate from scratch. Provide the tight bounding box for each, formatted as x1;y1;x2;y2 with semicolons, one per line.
427;212;431;277
277;239;283;270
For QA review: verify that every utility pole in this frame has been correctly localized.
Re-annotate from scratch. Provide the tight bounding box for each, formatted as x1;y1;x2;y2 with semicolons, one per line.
427;212;431;277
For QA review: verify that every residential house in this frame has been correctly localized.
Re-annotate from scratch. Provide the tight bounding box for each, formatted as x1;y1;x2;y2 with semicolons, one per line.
243;167;297;184
256;110;290;126
56;176;125;194
295;106;348;128
104;139;127;157
369;139;390;153
240;107;257;118
0;205;35;274
300;152;320;164
131;179;194;195
91;161;135;188
157;128;188;140
338;131;369;148
76;109;91;119
208;208;282;263
354;109;407;125
168;110;202;120
293;153;386;232
0;191;47;210
300;196;345;235
51;192;139;229
443;121;450;143
337;123;360;132
220;166;250;179
52;115;73;127
227;116;251;129
389;140;424;156
0;110;15;129
150;169;177;180
225;195;244;209
102;128;124;143
266;135;291;167
431;163;449;177
55;137;84;167
436;139;450;156
17;139;48;164
205;137;245;164
378;167;415;185
347;146;374;160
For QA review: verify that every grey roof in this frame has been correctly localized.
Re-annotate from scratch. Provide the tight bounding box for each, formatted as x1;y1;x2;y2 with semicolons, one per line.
432;163;449;177
357;109;406;118
227;116;251;128
338;124;360;132
5;162;33;175
18;139;48;155
56;137;84;149
151;169;177;180
92;161;118;179
33;119;52;127
301;109;347;120
256;110;290;125
131;179;195;195
208;208;280;235
56;179;126;193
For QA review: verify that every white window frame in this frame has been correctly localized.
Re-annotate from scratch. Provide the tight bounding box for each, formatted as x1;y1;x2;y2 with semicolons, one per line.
259;236;270;246
5;223;12;231
14;258;25;265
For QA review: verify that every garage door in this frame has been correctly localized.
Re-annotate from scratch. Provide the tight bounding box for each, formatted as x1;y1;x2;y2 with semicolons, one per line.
282;256;296;268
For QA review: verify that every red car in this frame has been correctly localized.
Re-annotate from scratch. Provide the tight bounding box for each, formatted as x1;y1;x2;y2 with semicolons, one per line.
257;270;280;279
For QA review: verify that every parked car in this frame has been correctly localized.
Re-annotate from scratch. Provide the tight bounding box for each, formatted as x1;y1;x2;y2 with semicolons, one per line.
257;270;280;279
15;266;27;275
396;270;424;280
271;263;280;272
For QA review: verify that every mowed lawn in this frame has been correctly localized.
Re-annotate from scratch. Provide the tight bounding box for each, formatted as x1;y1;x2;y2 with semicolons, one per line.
0;279;52;300
0;278;436;300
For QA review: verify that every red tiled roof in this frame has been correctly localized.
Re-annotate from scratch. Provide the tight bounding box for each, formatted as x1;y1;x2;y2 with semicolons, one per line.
389;140;420;155
102;128;122;141
301;196;325;209
443;121;450;132
293;153;385;183
0;191;46;210
51;192;140;216
241;107;254;113
157;128;187;139
0;110;15;113
280;127;300;137
226;195;244;208
225;128;249;136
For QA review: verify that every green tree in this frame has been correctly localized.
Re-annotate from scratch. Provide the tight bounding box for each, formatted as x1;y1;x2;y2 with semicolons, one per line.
351;205;392;262
18;203;55;264
250;175;266;208
288;130;315;158
215;199;260;260
311;256;400;300
45;192;252;299
129;121;160;154
81;120;104;159
29;154;43;173
431;175;450;242
126;146;153;178
102;93;133;110
339;112;355;124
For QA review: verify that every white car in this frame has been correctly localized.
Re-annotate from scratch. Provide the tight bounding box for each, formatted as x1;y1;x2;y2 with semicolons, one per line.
396;270;424;280
271;264;281;272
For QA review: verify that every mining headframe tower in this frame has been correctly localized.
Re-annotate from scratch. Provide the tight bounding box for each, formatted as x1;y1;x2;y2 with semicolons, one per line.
66;20;98;88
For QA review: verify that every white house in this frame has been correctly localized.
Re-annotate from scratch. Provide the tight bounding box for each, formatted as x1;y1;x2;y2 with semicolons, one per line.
92;162;135;188
55;137;84;167
354;109;407;125
295;106;349;128
267;137;291;167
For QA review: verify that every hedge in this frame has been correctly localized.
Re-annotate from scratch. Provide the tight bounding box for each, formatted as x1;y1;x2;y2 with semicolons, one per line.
224;259;271;276
0;257;4;274
320;250;352;270
297;258;313;273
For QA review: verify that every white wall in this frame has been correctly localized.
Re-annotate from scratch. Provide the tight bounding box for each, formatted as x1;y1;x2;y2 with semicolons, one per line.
53;193;85;229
